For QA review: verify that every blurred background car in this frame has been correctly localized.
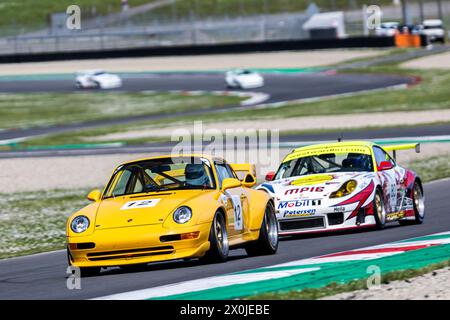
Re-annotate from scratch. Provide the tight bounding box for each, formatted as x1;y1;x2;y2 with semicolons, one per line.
420;19;446;43
375;22;400;37
225;69;264;89
75;70;122;89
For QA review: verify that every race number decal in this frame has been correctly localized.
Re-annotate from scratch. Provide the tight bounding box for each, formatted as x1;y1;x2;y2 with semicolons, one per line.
121;199;161;210
230;195;243;231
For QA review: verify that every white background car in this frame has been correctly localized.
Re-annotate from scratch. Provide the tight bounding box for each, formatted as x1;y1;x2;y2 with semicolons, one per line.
225;69;264;89
420;19;445;43
375;22;399;37
75;70;123;89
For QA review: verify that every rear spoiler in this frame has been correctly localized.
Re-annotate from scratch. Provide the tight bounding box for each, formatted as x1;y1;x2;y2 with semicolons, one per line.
230;163;257;181
383;143;420;160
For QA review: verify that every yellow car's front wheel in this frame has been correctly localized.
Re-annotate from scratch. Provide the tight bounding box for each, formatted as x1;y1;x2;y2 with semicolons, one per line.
245;202;278;256
202;212;229;263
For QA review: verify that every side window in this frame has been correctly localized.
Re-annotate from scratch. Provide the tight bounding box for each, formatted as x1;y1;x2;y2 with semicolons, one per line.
111;169;132;196
373;146;395;167
215;163;234;188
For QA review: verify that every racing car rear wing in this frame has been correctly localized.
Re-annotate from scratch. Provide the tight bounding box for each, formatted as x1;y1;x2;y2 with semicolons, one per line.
383;143;420;160
230;163;257;181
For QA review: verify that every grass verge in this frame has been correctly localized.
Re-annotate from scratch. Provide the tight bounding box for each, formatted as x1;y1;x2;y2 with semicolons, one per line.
0;92;242;131
246;260;450;300
0;189;90;259
14;66;449;148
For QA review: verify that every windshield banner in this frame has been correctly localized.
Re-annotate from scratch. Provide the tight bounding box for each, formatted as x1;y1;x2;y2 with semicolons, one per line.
283;146;371;162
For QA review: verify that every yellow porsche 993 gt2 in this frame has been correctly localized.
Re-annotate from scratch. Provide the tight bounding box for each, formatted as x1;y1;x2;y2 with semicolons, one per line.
66;155;278;276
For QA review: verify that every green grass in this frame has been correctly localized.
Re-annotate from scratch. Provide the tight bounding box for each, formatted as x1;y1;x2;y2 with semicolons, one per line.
143;0;392;21
0;92;242;131
0;189;90;259
14;66;448;148
409;154;450;183
0;0;156;34
246;260;450;300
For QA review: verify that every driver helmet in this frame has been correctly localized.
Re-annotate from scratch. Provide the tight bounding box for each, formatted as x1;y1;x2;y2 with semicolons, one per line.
185;164;210;186
349;154;369;170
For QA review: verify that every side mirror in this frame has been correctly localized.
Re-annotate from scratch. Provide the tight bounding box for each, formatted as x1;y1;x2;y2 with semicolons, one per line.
242;173;256;188
265;171;276;181
221;178;241;191
87;189;102;202
377;161;394;171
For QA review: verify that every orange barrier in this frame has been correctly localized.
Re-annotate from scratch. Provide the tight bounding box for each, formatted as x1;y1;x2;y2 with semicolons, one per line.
395;33;421;48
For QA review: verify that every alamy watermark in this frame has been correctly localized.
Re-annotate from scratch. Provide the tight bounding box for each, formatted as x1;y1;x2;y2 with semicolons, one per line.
366;5;382;30
170;121;280;176
366;265;382;290
66;5;81;30
66;266;81;290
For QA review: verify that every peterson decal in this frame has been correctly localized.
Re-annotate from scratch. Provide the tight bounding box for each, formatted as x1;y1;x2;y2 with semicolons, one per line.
283;209;317;217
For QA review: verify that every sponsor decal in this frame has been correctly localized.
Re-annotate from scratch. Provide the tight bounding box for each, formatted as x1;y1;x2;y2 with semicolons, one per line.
230;195;243;231
278;199;321;210
284;146;371;162
283;208;317;217
334;206;346;213
121;199;161;210
387;211;406;221
290;174;333;186
284;186;324;195
333;180;375;221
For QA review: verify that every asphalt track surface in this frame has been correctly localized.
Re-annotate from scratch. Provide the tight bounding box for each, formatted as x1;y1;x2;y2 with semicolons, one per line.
0;72;413;144
0;178;448;300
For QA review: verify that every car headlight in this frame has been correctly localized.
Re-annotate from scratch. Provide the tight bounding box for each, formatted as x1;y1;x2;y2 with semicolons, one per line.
71;216;90;233
173;206;192;224
330;180;358;198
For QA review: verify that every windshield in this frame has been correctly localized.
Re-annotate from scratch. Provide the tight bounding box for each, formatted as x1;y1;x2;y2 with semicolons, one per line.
275;151;374;179
104;157;216;198
93;71;106;76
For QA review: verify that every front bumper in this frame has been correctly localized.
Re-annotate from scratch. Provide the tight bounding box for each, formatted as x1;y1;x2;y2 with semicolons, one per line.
277;207;376;236
67;223;211;267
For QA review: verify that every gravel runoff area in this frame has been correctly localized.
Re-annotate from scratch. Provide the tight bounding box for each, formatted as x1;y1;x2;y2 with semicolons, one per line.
401;50;450;70
0;143;449;193
322;266;450;300
89;109;450;141
0;50;380;76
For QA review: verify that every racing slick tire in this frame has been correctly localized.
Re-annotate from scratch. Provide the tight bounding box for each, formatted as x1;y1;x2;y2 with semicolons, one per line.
245;202;278;256
373;189;387;229
201;211;229;263
399;180;425;226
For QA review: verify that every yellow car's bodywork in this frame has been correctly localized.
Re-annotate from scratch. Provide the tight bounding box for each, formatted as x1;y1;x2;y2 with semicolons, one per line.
66;154;273;268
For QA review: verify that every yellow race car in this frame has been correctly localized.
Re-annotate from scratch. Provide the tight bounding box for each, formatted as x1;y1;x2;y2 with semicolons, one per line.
66;154;278;276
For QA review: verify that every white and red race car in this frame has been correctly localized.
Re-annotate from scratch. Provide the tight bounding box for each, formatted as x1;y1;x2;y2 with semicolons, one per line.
257;141;425;236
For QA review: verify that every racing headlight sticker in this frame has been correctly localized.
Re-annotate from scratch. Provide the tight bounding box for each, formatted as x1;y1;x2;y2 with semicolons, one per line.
330;180;358;198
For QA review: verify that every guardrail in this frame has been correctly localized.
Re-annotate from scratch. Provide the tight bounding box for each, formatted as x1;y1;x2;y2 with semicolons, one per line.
0;36;396;63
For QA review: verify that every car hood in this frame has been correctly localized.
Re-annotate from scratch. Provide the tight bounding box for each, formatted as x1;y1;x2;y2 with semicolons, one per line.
261;172;374;200
94;190;208;229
